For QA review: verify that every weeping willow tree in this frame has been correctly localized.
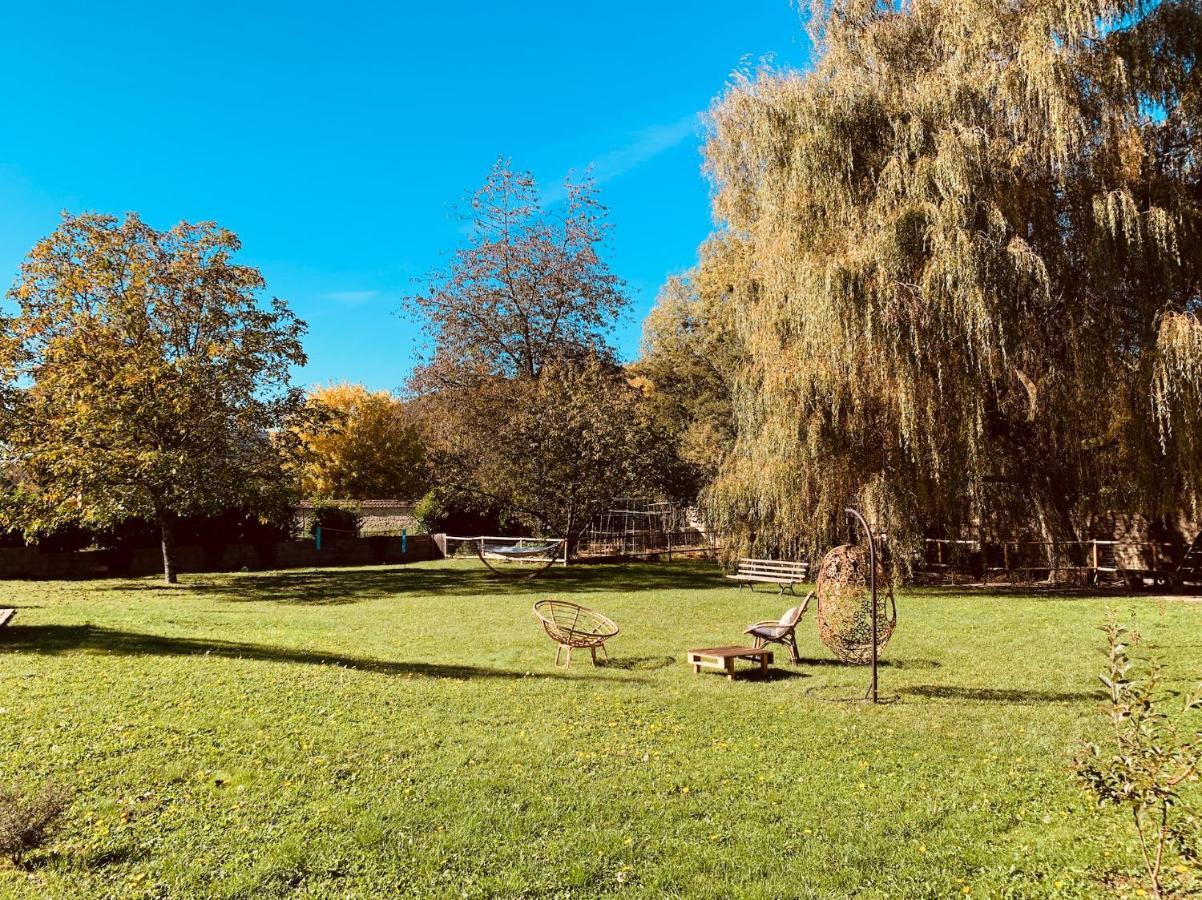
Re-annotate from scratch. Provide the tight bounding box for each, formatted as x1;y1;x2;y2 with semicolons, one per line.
701;0;1202;559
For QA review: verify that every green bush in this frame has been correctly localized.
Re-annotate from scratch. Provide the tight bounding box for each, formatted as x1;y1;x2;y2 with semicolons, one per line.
308;504;362;542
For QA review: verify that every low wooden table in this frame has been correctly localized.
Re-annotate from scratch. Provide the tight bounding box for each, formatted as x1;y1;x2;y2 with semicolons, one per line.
686;645;773;681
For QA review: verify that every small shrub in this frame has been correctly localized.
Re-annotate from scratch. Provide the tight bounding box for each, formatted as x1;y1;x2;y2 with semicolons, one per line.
413;490;444;534
0;782;72;867
1075;615;1202;898
308;503;361;542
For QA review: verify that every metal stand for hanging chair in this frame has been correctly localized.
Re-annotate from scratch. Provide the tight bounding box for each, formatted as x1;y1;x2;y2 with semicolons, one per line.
814;509;899;704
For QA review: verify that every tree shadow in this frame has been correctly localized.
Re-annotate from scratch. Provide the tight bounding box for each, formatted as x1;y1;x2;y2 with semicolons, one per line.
757;667;810;681
603;655;675;671
902;684;1104;704
92;561;729;605
691;666;809;682
0;624;640;683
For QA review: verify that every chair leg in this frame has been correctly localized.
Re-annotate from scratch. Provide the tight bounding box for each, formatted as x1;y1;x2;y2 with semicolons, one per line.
789;634;800;665
555;644;564;666
590;646;598;666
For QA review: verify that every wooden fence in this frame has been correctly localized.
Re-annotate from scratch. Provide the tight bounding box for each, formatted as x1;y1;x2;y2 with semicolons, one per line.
922;538;1182;582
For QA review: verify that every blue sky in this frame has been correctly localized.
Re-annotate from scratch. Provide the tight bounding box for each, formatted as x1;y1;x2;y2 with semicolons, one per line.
0;2;809;391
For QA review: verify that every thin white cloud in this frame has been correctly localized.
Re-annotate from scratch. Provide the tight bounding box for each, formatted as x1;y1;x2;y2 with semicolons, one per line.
543;112;701;205
323;289;380;305
589;114;700;182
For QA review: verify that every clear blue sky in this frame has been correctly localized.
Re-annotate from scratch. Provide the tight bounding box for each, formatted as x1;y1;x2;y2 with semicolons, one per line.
0;1;809;392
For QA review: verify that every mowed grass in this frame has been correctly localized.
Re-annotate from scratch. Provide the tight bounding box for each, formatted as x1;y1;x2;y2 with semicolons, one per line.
1;561;1200;898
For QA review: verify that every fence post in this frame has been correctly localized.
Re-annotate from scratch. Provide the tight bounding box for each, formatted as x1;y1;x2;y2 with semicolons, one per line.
315;526;322;552
1091;540;1099;573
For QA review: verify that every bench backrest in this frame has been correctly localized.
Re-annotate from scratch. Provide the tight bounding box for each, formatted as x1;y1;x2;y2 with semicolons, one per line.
735;558;809;579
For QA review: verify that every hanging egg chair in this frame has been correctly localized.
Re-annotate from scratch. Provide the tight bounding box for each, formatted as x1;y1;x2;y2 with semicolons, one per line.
815;544;897;665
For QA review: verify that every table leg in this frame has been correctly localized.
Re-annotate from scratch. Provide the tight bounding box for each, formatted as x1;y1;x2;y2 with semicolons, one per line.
725;657;735;681
760;654;769;676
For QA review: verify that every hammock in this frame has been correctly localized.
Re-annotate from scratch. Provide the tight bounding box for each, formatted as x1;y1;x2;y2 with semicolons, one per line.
443;535;567;579
482;542;562;560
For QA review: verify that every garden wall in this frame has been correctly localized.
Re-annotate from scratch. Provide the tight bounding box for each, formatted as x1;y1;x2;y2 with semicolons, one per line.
0;534;435;580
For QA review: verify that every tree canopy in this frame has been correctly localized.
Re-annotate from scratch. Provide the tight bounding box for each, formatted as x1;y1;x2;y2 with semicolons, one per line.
632;234;747;488
296;383;427;501
407;162;682;548
416;356;686;543
407;158;626;390
0;213;308;582
692;0;1202;557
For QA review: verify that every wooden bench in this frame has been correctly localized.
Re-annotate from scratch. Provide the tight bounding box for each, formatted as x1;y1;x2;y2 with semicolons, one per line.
0;609;15;628
726;559;809;595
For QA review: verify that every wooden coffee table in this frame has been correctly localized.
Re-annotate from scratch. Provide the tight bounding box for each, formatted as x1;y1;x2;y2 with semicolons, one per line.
686;646;774;681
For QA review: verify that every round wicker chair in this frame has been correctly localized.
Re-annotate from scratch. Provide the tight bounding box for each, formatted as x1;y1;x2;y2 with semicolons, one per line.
815;544;897;665
532;600;619;667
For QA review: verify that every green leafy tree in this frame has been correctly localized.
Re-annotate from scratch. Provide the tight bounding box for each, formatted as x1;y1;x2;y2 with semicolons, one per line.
633;234;747;488
420;357;685;546
699;0;1202;558
0;213;308;583
405;162;688;547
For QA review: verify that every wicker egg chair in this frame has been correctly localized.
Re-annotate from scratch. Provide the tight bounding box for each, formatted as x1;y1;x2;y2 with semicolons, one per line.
815;544;897;665
532;600;619;667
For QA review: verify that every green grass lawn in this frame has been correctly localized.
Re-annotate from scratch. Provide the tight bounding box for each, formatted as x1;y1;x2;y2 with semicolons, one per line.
1;560;1199;898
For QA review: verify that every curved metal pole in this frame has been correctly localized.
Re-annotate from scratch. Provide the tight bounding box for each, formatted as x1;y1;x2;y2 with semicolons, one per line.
845;508;879;704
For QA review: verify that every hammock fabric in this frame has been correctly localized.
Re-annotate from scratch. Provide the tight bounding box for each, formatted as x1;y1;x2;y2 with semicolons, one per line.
481;542;561;560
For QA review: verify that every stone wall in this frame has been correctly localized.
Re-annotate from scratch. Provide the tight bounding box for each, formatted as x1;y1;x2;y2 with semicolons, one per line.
296;500;419;536
0;534;435;580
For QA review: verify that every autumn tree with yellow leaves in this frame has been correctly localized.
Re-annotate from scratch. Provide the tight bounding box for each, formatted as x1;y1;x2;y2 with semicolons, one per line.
296;383;427;500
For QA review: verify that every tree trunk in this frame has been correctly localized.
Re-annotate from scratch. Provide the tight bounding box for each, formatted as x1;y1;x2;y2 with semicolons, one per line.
1033;487;1079;581
158;512;179;585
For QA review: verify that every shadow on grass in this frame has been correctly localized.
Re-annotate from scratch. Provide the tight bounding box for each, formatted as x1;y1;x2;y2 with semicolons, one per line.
757;668;810;681
903;684;1104;704
793;656;941;670
94;561;728;605
0;624;640;683
604;655;675;671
